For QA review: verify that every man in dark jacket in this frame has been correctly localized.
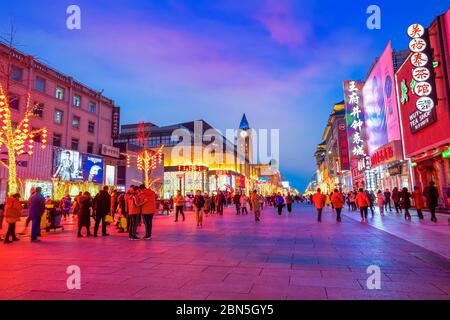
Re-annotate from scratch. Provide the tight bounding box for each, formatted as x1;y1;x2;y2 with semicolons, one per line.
28;187;45;242
383;189;392;211
423;181;439;222
233;192;241;215
93;186;111;237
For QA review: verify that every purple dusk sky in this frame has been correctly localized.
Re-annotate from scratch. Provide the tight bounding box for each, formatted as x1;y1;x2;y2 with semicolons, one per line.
1;0;448;190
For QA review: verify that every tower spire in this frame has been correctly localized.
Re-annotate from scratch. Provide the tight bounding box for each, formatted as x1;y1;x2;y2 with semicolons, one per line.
239;113;250;130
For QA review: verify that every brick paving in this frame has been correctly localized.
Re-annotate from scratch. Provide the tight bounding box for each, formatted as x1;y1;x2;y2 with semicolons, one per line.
1;204;449;300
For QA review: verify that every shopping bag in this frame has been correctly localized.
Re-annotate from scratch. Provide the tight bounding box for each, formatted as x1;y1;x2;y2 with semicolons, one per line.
40;212;48;229
105;214;113;224
120;217;127;229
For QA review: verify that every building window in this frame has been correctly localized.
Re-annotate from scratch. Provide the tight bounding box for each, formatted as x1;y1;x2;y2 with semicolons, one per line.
88;102;96;113
11;66;23;82
9;95;20;110
88;121;95;133
73;95;81;107
71;138;79;150
72;116;80;129
147;136;161;148
161;136;171;146
32;102;44;118
35;76;46;92
55;87;65;100
54;109;63;124
87;142;94;154
53;133;62;147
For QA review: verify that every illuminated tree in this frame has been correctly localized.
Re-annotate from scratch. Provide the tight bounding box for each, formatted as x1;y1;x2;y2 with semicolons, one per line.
124;122;163;188
0;32;47;194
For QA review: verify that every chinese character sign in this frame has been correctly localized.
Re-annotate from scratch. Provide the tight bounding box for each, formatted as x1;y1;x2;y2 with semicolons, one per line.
344;80;368;177
336;119;350;171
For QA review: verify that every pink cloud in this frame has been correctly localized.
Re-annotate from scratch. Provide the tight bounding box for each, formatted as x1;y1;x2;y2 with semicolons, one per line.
255;0;311;47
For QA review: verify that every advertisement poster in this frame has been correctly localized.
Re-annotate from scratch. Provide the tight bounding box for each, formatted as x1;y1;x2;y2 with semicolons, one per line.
53;149;83;181
105;165;116;186
362;52;389;155
380;42;401;142
83;154;104;183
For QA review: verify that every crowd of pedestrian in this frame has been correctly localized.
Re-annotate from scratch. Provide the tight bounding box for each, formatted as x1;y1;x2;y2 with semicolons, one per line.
0;181;443;245
309;181;441;223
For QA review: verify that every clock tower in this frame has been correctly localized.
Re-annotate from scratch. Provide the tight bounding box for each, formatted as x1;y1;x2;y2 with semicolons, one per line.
237;114;255;186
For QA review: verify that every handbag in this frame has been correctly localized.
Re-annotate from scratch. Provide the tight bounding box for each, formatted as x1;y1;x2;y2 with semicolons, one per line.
120;217;127;229
105;214;113;224
40;212;48;229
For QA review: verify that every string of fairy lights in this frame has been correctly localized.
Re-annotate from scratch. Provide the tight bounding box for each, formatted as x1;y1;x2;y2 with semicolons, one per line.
0;88;48;193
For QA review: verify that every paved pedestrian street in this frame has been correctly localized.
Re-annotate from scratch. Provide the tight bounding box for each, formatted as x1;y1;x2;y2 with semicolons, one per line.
1;204;449;300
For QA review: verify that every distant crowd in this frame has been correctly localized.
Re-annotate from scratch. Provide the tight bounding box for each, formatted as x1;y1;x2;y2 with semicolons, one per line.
309;181;440;223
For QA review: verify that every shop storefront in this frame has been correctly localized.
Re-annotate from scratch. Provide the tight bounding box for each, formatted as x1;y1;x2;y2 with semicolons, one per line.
395;12;450;208
164;165;208;197
369;141;410;191
0;142;53;202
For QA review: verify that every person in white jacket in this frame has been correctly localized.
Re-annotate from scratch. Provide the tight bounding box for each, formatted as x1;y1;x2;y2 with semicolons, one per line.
240;194;248;215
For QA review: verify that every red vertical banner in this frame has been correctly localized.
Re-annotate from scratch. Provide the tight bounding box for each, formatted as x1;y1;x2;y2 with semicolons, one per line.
336;118;350;171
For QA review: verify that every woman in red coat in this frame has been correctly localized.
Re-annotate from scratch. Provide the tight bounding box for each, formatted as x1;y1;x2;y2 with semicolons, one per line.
4;193;22;244
413;186;425;220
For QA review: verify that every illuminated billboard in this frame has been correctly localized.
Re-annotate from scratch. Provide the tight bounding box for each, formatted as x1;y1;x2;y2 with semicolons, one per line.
53;149;83;181
83;154;104;183
362;42;401;155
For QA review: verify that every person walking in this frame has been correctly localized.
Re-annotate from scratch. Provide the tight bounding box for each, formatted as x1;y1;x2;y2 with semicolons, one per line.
251;190;261;222
194;190;205;227
127;186;145;240
349;191;357;211
77;192;93;238
275;193;285;216
285;193;293;213
138;184;156;240
312;189;326;222
392;187;401;214
376;190;385;216
413;186;424;219
4;193;22;244
330;189;344;222
60;195;71;220
240;193;248;215
93;186;111;237
423;181;439;222
233;192;241;215
400;187;412;220
174;191;185;222
204;193;211;215
0;203;4;241
355;188;370;222
72;194;81;218
368;191;376;217
28;187;46;242
383;189;392;211
216;191;225;215
210;194;216;214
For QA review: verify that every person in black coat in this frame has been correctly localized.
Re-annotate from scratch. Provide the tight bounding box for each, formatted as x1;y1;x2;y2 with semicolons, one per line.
78;192;93;237
400;187;412;220
423;181;439;222
93;186;111;237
